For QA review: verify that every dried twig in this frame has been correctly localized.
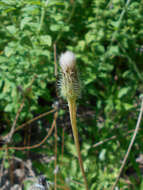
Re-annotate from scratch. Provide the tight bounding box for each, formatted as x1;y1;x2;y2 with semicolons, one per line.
0;111;58;151
93;129;135;148
6;97;25;143
15;109;56;132
0;97;25;186
9;155;14;186
0;109;56;143
112;99;143;190
61;127;65;165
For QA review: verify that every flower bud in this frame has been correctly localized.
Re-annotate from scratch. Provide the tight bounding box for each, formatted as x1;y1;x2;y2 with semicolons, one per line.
59;51;80;101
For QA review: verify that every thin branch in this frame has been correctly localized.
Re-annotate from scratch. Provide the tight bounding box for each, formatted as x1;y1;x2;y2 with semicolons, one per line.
111;98;143;190
15;108;56;132
6;97;25;143
0;111;58;151
92;129;135;148
9;155;14;186
93;135;117;148
0;109;56;142
61;127;65;165
70;179;84;187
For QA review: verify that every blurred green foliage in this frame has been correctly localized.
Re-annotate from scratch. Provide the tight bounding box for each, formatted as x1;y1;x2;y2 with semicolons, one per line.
0;0;143;189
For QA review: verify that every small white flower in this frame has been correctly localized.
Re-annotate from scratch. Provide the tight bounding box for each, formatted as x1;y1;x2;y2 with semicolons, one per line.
59;51;76;73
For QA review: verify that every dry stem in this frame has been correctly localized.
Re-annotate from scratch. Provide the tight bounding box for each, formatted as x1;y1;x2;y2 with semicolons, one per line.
54;121;58;190
112;99;143;189
68;99;89;190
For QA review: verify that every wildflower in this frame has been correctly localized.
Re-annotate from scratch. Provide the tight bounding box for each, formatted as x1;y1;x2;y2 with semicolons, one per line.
59;51;80;100
59;51;89;190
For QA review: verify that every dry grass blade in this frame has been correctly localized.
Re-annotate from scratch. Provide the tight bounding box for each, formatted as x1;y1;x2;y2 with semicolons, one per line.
112;99;143;190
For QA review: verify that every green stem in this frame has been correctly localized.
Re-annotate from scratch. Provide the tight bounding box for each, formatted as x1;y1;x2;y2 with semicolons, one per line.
38;7;45;34
55;2;76;43
68;99;89;190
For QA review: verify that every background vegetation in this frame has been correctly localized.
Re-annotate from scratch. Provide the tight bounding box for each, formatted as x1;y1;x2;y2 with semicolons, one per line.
0;0;143;189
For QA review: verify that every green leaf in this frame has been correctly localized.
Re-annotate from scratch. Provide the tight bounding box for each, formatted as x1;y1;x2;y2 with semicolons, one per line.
4;46;14;57
123;103;134;110
85;33;95;43
40;35;52;46
111;21;120;28
63;25;69;32
66;142;77;157
140;180;143;190
118;87;130;98
4;103;13;112
47;1;64;6
77;40;85;51
108;46;119;55
4;160;9;169
50;24;61;31
0;93;5;100
97;45;105;53
85;75;96;85
99;149;106;161
3;7;16;13
28;0;44;6
20;17;32;30
6;25;17;35
0;56;8;63
0;2;8;6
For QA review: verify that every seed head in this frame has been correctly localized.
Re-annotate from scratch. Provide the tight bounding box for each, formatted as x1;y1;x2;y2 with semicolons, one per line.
59;51;80;101
59;51;76;74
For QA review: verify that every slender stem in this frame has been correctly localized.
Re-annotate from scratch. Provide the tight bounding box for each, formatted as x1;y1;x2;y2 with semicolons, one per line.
38;7;45;34
54;123;57;190
68;99;89;190
55;1;76;43
112;99;143;190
